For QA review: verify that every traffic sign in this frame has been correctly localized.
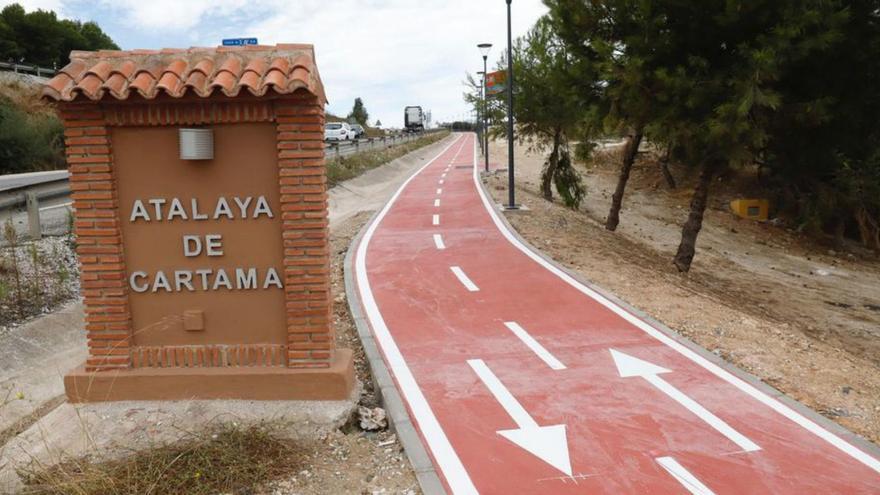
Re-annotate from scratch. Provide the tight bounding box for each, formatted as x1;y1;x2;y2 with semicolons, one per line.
222;38;258;46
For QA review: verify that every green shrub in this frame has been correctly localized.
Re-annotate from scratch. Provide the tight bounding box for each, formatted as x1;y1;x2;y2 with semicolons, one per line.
0;95;65;175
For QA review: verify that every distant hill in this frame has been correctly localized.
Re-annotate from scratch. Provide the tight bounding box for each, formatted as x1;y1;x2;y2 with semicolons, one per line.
0;72;64;175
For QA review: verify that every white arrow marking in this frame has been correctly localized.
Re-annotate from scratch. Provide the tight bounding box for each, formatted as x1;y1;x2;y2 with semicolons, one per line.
656;457;716;495
503;322;566;370
433;234;446;250
467;359;572;476
610;349;760;453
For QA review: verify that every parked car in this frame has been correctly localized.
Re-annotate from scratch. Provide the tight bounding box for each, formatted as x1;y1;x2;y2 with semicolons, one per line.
350;124;366;139
325;122;354;141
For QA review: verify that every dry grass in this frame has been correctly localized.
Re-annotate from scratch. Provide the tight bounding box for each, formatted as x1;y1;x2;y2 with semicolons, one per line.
326;131;449;185
0;77;57;117
17;423;302;495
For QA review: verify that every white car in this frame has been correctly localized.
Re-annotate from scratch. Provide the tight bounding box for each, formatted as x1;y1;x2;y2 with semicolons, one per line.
325;122;355;141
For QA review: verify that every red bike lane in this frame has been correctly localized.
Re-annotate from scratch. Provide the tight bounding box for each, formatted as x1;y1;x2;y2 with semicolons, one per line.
353;133;880;494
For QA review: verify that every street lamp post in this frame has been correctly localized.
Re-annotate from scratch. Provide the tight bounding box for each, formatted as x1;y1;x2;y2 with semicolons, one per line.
477;43;492;173
477;70;485;157
504;0;517;209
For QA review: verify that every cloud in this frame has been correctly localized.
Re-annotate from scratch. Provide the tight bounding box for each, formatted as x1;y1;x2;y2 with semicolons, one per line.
245;0;547;127
1;0;547;127
1;0;64;13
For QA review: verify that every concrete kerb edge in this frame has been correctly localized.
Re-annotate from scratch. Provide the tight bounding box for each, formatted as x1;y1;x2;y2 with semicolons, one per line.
475;173;880;462
342;136;456;495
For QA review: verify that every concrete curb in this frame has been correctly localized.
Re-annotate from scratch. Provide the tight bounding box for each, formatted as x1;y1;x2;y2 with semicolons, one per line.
343;137;456;495
475;170;880;462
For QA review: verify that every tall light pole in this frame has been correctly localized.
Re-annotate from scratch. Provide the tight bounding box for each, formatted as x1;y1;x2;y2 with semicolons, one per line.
477;43;492;173
477;70;485;156
504;0;517;209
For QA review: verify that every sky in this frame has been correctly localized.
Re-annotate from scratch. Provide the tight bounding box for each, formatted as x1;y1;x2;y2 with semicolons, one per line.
3;0;548;128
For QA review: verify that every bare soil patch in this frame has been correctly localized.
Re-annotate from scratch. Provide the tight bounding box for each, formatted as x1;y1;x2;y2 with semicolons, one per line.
485;139;880;443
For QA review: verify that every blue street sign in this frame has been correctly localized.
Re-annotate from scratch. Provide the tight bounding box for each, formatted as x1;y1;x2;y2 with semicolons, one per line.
222;38;258;46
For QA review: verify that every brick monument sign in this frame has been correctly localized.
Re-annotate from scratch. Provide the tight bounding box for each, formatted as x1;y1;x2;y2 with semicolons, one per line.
43;45;354;401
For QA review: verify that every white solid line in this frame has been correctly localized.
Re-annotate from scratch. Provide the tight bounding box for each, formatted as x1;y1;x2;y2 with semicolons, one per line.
503;322;566;370
657;457;716;495
432;214;440;226
450;266;479;291
437;188;443;195
434;199;441;207
470;135;880;473
433;234;446;250
38;201;73;212
647;374;760;452
467;359;536;428
356;134;478;494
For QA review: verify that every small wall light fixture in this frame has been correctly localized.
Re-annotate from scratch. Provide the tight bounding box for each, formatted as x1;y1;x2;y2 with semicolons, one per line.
179;128;214;160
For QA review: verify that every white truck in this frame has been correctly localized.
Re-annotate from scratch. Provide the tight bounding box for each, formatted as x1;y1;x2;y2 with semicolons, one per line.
404;106;424;132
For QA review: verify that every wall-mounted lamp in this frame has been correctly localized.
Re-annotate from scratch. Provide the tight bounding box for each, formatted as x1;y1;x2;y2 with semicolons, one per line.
179;128;214;160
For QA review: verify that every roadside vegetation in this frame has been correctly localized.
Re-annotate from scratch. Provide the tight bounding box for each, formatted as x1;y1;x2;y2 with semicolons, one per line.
468;0;880;271
326;130;449;184
0;77;64;175
17;423;302;495
0;219;78;329
0;3;118;176
0;3;117;68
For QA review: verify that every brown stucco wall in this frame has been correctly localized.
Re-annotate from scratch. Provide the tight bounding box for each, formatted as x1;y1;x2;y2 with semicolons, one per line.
113;123;287;349
61;93;337;377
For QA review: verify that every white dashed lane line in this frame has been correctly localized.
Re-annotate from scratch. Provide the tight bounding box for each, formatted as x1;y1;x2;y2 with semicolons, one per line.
433;234;446;250
503;321;567;370
450;266;479;292
656;457;716;495
434;199;440;207
437;188;442;195
432;214;440;226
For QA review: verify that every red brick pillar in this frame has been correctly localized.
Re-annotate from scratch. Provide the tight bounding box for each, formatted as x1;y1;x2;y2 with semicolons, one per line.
61;103;132;372
275;95;334;368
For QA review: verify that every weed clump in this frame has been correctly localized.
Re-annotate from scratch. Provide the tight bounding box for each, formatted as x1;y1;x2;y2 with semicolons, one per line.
18;423;303;495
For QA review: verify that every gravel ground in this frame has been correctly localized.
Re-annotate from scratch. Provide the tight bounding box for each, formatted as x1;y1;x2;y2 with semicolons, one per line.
0;233;79;334
484;138;880;444
258;211;421;495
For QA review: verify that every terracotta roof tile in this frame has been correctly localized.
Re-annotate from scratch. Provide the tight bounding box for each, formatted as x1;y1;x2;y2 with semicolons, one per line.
42;44;326;104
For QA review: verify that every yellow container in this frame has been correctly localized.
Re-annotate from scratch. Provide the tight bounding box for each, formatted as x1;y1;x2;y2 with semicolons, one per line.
730;199;769;221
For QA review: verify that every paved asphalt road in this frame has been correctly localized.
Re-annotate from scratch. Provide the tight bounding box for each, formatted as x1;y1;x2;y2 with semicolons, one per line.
352;133;880;494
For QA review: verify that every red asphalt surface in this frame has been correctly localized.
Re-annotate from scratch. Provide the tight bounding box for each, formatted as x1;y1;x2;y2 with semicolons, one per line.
354;133;880;494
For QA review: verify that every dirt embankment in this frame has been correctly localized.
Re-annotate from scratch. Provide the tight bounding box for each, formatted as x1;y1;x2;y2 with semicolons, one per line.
485;139;880;443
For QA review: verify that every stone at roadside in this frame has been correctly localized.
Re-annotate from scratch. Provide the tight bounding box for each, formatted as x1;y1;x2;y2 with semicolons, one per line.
358;406;388;431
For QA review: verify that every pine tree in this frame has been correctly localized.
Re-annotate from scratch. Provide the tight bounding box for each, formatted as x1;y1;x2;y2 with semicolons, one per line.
548;0;850;271
508;16;596;208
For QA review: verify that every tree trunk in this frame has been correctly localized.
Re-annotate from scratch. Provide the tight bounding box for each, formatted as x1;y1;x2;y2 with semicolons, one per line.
541;129;562;201
673;161;717;272
832;215;847;250
660;147;676;189
605;127;644;231
855;206;880;252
